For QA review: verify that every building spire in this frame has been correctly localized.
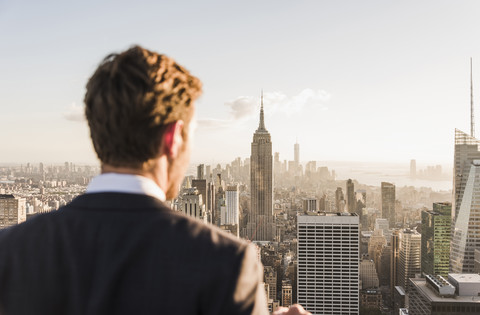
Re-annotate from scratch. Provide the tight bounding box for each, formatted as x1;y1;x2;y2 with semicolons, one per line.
258;90;266;130
471;57;475;138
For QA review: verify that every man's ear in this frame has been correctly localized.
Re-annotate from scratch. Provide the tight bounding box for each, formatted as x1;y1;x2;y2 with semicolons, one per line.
160;120;184;158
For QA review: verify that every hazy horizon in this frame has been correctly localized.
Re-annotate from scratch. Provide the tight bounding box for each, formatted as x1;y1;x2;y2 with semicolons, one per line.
2;159;453;192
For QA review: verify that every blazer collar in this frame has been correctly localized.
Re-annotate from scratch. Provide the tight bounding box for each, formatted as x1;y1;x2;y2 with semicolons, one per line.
68;192;170;212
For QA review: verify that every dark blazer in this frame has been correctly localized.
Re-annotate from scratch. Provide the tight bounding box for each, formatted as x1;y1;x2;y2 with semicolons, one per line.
0;193;268;315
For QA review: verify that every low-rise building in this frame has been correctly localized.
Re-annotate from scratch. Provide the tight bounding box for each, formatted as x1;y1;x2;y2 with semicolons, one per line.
409;274;480;314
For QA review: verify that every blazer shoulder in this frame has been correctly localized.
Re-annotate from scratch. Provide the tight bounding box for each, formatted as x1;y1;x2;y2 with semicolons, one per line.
164;209;250;257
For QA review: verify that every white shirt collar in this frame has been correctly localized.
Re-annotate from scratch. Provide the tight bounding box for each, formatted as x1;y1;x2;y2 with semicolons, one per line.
86;173;166;202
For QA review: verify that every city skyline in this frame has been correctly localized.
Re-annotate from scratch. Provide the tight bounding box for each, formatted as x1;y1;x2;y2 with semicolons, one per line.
2;1;480;165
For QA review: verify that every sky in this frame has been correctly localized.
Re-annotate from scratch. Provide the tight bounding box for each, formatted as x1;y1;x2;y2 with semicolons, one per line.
1;0;480;167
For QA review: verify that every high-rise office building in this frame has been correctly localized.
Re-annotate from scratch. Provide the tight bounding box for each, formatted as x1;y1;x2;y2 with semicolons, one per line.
335;187;345;212
454;130;480;218
381;182;396;228
451;159;480;273
294;141;299;170
197;164;205;180
297;213;360;315
274;152;281;176
451;87;480;273
360;258;379;289
374;218;390;238
302;198;317;212
360;289;382;311
410;159;416;178
390;229;400;298
207;181;216;222
305;161;316;173
368;230;387;267
421;202;451;277
356;190;367;227
396;229;421;292
454;61;480;224
378;245;391;287
180;188;206;222
191;179;207;216
264;265;277;302
346;179;355;214
222;185;239;226
281;280;292;307
205;165;211;180
0;195;26;228
247;94;275;241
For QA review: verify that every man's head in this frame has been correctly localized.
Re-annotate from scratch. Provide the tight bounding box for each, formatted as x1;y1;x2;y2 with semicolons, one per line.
84;45;202;197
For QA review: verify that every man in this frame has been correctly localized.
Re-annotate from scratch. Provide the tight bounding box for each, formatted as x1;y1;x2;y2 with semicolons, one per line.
0;46;310;315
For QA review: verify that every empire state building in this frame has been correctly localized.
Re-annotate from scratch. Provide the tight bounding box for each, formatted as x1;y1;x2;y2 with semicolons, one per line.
247;93;275;241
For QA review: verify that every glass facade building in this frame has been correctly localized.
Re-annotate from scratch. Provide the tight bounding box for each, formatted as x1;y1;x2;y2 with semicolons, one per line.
381;182;395;228
451;159;480;273
421;202;451;277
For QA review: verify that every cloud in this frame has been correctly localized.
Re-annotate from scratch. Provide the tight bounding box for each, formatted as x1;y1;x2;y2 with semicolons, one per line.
225;96;258;120
196;89;330;132
223;89;330;121
266;89;330;115
197;118;232;130
63;102;85;122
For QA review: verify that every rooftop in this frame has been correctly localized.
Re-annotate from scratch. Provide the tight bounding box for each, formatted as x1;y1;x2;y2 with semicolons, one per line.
449;273;480;284
426;274;455;296
298;212;360;224
299;212;358;217
410;278;480;303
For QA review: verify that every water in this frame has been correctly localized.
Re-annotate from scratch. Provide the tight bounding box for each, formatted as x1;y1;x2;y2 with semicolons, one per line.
323;161;452;192
187;160;453;192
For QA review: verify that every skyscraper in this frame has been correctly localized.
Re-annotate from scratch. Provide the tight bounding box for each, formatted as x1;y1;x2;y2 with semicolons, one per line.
294;141;299;170
396;229;421;292
390;230;400;298
335;187;345;212
451;160;480;273
0;195;26;228
302;198;318;212
297;213;360;315
346;179;355;214
450;62;480;273
360;258;380;289
281;280;292;307
192;179;207;217
274;152;281;176
421;202;451;277
247;93;275;241
453;129;480;223
196;164;205;180
222;185;239;226
264;265;277;302
381;182;396;228
207;181;216;222
410;159;416;178
454;61;478;217
180;188;206;222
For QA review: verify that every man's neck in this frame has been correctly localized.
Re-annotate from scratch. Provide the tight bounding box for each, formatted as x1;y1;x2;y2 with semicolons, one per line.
101;161;168;194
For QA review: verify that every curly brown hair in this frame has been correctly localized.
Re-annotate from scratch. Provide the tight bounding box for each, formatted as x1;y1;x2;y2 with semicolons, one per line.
84;45;202;168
